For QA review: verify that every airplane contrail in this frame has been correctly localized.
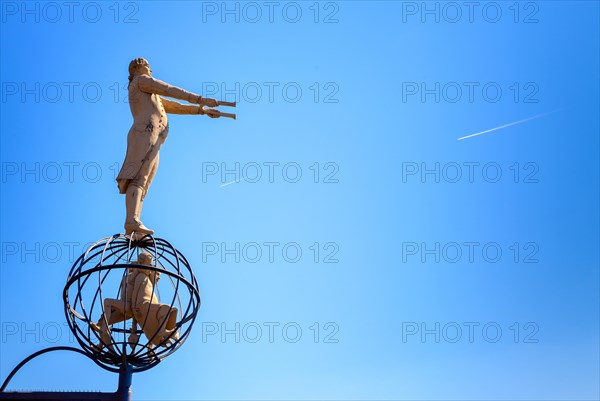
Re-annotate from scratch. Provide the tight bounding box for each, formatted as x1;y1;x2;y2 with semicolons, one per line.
457;111;558;141
220;178;245;187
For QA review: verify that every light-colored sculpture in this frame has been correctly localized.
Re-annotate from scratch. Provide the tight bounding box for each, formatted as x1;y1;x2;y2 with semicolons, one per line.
117;58;235;236
91;252;179;352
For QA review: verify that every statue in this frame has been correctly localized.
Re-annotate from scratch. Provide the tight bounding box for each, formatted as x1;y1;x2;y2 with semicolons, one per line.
117;58;235;236
0;58;213;395
91;252;179;352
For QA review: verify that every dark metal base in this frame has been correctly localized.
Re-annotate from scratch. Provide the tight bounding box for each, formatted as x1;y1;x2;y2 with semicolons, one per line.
0;391;118;400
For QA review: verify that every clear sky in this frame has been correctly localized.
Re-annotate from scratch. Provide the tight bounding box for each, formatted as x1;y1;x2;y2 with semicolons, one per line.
1;1;599;400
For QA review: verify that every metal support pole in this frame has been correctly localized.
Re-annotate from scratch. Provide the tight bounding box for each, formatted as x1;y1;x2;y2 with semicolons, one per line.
115;364;133;401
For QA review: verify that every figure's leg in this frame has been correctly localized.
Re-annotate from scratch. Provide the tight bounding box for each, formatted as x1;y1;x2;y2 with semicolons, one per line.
91;300;131;352
125;184;154;235
124;150;160;236
128;318;141;352
160;307;180;346
140;303;180;348
142;152;159;202
91;301;116;352
137;152;159;226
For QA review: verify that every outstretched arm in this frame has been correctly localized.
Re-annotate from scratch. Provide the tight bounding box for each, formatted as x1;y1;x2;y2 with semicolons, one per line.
137;75;218;106
160;97;204;115
160;97;222;118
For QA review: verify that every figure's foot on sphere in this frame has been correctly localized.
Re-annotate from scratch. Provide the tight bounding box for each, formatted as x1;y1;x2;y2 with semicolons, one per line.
147;345;157;359
91;337;115;353
91;342;109;353
90;321;114;352
125;220;154;235
151;329;180;348
161;329;180;347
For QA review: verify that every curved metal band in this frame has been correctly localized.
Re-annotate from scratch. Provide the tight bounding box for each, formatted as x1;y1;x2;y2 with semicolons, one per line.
0;346;100;392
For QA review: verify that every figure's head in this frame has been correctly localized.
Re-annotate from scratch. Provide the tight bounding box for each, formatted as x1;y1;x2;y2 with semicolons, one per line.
128;58;152;83
137;252;159;282
149;270;161;284
137;251;154;266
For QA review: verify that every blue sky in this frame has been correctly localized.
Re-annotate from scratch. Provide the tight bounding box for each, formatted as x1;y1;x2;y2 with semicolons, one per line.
1;1;599;400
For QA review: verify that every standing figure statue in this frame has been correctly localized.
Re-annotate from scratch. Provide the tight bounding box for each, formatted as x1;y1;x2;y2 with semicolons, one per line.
117;57;234;236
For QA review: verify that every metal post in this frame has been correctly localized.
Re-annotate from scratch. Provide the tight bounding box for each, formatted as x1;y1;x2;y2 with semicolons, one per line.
115;364;133;401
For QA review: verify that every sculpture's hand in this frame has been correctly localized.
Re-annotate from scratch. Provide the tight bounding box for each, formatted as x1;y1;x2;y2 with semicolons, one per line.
200;97;219;107
199;106;236;120
204;108;221;118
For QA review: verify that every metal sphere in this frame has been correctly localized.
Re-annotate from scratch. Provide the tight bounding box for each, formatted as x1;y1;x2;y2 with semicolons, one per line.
63;234;201;373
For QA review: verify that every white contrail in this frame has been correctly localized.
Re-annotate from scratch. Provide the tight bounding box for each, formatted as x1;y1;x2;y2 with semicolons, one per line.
220;178;245;187
457;111;558;141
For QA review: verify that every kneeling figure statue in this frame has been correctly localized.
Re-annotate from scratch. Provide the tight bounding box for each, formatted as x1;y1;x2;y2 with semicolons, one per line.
91;252;179;353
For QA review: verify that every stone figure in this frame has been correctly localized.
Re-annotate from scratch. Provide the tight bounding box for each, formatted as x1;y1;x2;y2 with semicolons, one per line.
117;57;235;236
91;251;179;352
129;261;179;349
